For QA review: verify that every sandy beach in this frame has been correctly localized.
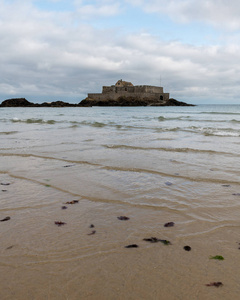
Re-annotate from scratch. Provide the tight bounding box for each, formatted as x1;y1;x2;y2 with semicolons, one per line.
1;105;240;299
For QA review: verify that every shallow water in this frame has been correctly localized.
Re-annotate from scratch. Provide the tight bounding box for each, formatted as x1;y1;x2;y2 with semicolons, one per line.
0;105;240;299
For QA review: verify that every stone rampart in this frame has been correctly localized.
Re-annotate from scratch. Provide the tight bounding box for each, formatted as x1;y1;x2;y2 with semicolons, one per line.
87;81;169;102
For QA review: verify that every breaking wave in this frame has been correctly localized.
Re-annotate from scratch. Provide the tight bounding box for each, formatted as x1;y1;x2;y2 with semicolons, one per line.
102;144;238;156
157;116;189;121
11;118;56;124
0;131;18;135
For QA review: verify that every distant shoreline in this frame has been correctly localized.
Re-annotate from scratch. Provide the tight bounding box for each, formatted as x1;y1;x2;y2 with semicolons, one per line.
0;97;195;107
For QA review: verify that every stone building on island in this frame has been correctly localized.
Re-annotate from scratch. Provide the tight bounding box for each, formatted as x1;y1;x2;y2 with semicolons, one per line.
86;79;170;104
0;80;194;107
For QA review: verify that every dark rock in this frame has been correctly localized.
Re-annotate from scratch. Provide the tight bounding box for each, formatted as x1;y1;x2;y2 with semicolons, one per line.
0;98;78;107
0;98;34;107
143;237;159;243
125;244;139;248
1;96;194;107
159;239;172;245
206;282;223;287
143;237;172;245
65;200;79;204
117;216;130;221
40;101;77;107
63;164;75;168
6;245;14;250
0;216;11;222
87;230;96;235
54;221;66;226
183;245;191;251
61;206;68;210
164;222;175;227
89;224;95;228
78;96;194;107
163;98;195;106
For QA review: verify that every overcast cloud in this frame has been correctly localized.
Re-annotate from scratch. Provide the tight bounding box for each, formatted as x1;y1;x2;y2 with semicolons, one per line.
1;0;240;104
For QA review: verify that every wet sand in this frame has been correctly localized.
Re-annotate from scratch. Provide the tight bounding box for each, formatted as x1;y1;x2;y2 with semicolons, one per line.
1;155;240;300
1;106;240;299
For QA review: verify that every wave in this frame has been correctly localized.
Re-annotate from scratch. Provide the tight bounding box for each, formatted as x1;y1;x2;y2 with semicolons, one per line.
81;121;106;128
231;119;240;124
70;121;107;127
182;126;240;137
155;127;181;132
200;112;240;115
102;144;238;156
157;116;189;122
158;116;240;124
202;128;240;137
0;131;18;135
11;118;56;124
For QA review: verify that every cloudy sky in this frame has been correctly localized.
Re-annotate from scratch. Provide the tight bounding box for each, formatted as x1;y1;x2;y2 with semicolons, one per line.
1;0;240;104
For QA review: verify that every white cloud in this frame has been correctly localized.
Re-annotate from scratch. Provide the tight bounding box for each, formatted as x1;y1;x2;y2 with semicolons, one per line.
0;0;240;104
127;0;240;30
73;0;121;18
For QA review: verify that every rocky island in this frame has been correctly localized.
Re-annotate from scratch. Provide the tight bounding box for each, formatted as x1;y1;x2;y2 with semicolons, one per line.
0;80;194;107
80;80;194;106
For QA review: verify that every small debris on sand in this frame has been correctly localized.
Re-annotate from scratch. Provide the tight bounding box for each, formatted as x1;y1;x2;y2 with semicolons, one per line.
61;206;68;210
54;221;66;227
89;224;95;228
65;200;79;204
143;237;172;245
6;245;14;250
125;244;139;248
1;183;10;186
117;216;129;221
63;165;75;168
143;237;159;243
87;230;96;235
210;255;224;261
159;239;172;245
0;216;10;222
206;282;223;287
183;246;191;251
164;222;175;227
165;181;173;186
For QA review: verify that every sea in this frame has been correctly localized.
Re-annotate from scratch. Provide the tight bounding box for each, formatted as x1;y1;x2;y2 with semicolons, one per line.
0;104;240;300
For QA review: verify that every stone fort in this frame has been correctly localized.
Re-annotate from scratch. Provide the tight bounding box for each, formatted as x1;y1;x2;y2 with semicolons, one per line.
87;79;169;102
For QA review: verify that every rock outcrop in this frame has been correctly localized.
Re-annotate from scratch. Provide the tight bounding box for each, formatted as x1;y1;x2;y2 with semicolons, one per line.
0;98;34;107
0;96;194;107
78;96;194;107
0;98;77;107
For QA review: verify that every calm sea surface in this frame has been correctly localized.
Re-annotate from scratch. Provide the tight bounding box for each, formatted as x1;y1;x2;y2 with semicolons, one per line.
0;105;240;299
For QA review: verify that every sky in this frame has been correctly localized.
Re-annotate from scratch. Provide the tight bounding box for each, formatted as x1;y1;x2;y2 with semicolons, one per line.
1;0;240;104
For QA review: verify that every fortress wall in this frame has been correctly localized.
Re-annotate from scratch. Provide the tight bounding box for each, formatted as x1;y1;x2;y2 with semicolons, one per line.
102;86;115;93
88;93;104;100
134;86;163;93
146;86;163;93
163;93;170;101
102;85;164;94
88;83;169;102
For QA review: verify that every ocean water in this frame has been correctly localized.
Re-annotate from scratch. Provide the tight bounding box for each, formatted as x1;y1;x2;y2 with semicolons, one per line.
0;105;240;299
